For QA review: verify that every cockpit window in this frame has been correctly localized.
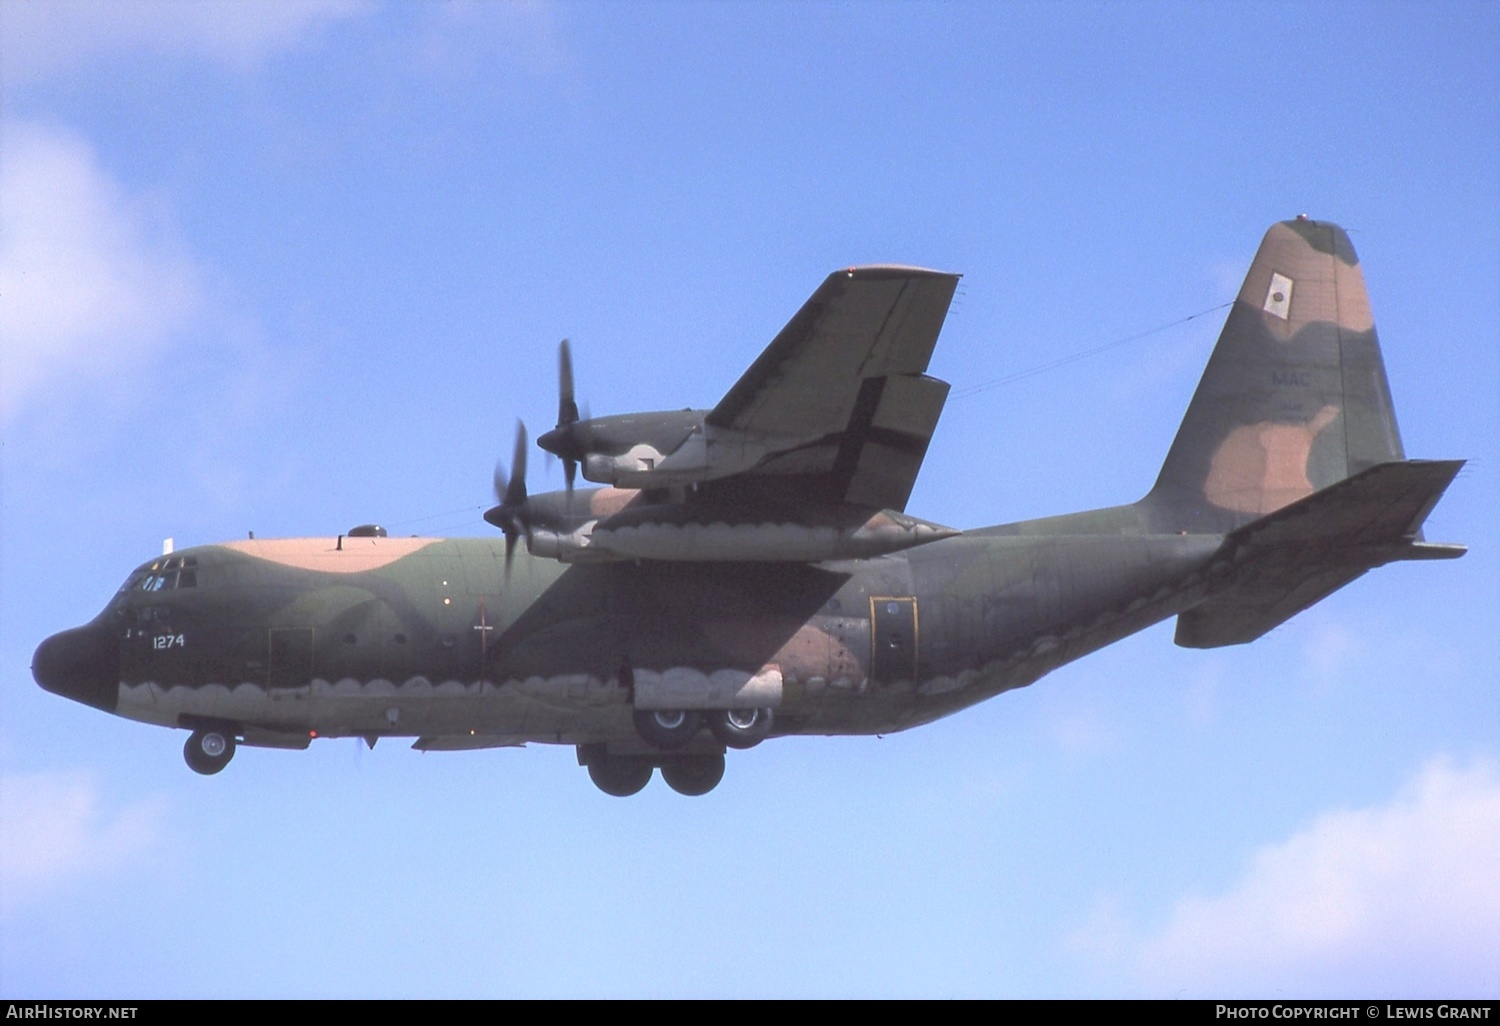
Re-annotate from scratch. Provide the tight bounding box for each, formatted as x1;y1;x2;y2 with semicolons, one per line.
123;555;200;592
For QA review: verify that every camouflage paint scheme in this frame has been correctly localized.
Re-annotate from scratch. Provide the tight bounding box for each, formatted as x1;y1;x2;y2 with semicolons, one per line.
33;220;1464;794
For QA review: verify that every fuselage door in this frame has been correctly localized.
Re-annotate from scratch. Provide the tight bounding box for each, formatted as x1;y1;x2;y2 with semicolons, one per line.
870;596;918;685
268;627;314;699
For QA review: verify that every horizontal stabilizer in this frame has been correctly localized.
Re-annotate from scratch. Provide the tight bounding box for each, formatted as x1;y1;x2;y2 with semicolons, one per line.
1175;460;1465;648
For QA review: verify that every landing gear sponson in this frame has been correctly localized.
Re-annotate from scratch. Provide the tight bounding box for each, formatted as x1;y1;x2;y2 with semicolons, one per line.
632;707;774;752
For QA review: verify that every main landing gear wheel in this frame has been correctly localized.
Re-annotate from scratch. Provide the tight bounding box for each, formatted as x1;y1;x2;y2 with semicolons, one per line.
660;752;725;796
184;729;236;775
587;756;654;797
707;707;774;749
632;708;703;751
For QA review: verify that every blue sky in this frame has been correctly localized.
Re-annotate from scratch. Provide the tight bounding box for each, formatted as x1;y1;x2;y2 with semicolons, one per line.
2;1;1496;998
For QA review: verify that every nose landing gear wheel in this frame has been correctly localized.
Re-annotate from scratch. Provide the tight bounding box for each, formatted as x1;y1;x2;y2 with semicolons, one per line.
632;708;704;750
586;756;654;797
707;707;774;749
184;729;236;775
660;752;725;796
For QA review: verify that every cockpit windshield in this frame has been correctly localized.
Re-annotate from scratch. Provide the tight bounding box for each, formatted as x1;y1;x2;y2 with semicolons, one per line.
119;555;199;593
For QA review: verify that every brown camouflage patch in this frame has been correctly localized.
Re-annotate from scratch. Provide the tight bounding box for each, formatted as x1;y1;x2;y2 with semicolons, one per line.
700;620;862;684
1237;221;1374;341
772;623;863;684
221;536;439;573
588;487;640;517
1205;404;1341;514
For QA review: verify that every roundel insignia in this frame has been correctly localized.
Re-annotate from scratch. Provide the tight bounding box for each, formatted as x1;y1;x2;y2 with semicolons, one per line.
1263;271;1294;322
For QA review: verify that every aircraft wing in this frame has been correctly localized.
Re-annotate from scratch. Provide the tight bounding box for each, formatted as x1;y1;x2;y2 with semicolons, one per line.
508;266;964;563
706;266;960;511
708;266;960;439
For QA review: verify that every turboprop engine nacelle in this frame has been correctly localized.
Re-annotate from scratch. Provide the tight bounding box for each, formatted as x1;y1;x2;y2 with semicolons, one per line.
583;445;674;486
580;424;771;489
527;509;959;564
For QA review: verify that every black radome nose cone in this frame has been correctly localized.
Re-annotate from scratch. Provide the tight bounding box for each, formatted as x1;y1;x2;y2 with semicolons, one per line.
33;625;120;713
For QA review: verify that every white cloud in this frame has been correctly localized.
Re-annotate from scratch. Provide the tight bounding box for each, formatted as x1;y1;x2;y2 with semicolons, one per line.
1138;756;1500;996
0;0;370;85
0;121;208;423
0;772;163;900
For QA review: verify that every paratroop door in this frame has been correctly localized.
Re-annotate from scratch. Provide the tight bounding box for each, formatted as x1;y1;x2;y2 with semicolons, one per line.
268;628;314;695
869;596;918;684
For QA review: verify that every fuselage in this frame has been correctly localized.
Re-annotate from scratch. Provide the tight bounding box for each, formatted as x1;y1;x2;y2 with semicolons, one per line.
33;506;1224;752
29;219;1464;796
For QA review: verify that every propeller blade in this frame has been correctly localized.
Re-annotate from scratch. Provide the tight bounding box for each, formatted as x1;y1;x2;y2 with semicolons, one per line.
505;421;528;509
489;421;532;580
558;339;578;428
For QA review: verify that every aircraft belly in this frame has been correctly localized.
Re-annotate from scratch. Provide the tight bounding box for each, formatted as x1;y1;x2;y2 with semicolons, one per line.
116;671;627;741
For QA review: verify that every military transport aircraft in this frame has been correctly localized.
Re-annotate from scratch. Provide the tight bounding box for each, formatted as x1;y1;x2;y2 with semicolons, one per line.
33;218;1465;796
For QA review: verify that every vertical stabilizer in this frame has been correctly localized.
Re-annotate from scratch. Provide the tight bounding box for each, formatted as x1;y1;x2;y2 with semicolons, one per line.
1145;218;1405;533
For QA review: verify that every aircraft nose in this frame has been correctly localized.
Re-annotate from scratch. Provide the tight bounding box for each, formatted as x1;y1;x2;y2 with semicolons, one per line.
33;624;120;713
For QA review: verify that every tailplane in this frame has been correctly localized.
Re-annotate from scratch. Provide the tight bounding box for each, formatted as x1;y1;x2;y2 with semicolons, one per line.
1146;217;1406;533
1174;459;1465;647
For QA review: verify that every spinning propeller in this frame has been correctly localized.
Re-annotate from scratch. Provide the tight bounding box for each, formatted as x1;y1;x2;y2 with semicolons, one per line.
538;339;592;508
486;421;531;575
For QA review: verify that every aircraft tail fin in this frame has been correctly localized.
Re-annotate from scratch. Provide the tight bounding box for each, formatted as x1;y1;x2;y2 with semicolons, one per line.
1145;217;1406;533
1175;459;1465;648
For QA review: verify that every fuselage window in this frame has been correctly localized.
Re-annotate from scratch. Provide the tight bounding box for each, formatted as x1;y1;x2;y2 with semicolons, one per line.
131;555;199;592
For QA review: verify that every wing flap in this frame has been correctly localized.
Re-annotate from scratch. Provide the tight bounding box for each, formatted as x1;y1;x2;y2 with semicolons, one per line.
841;373;951;510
